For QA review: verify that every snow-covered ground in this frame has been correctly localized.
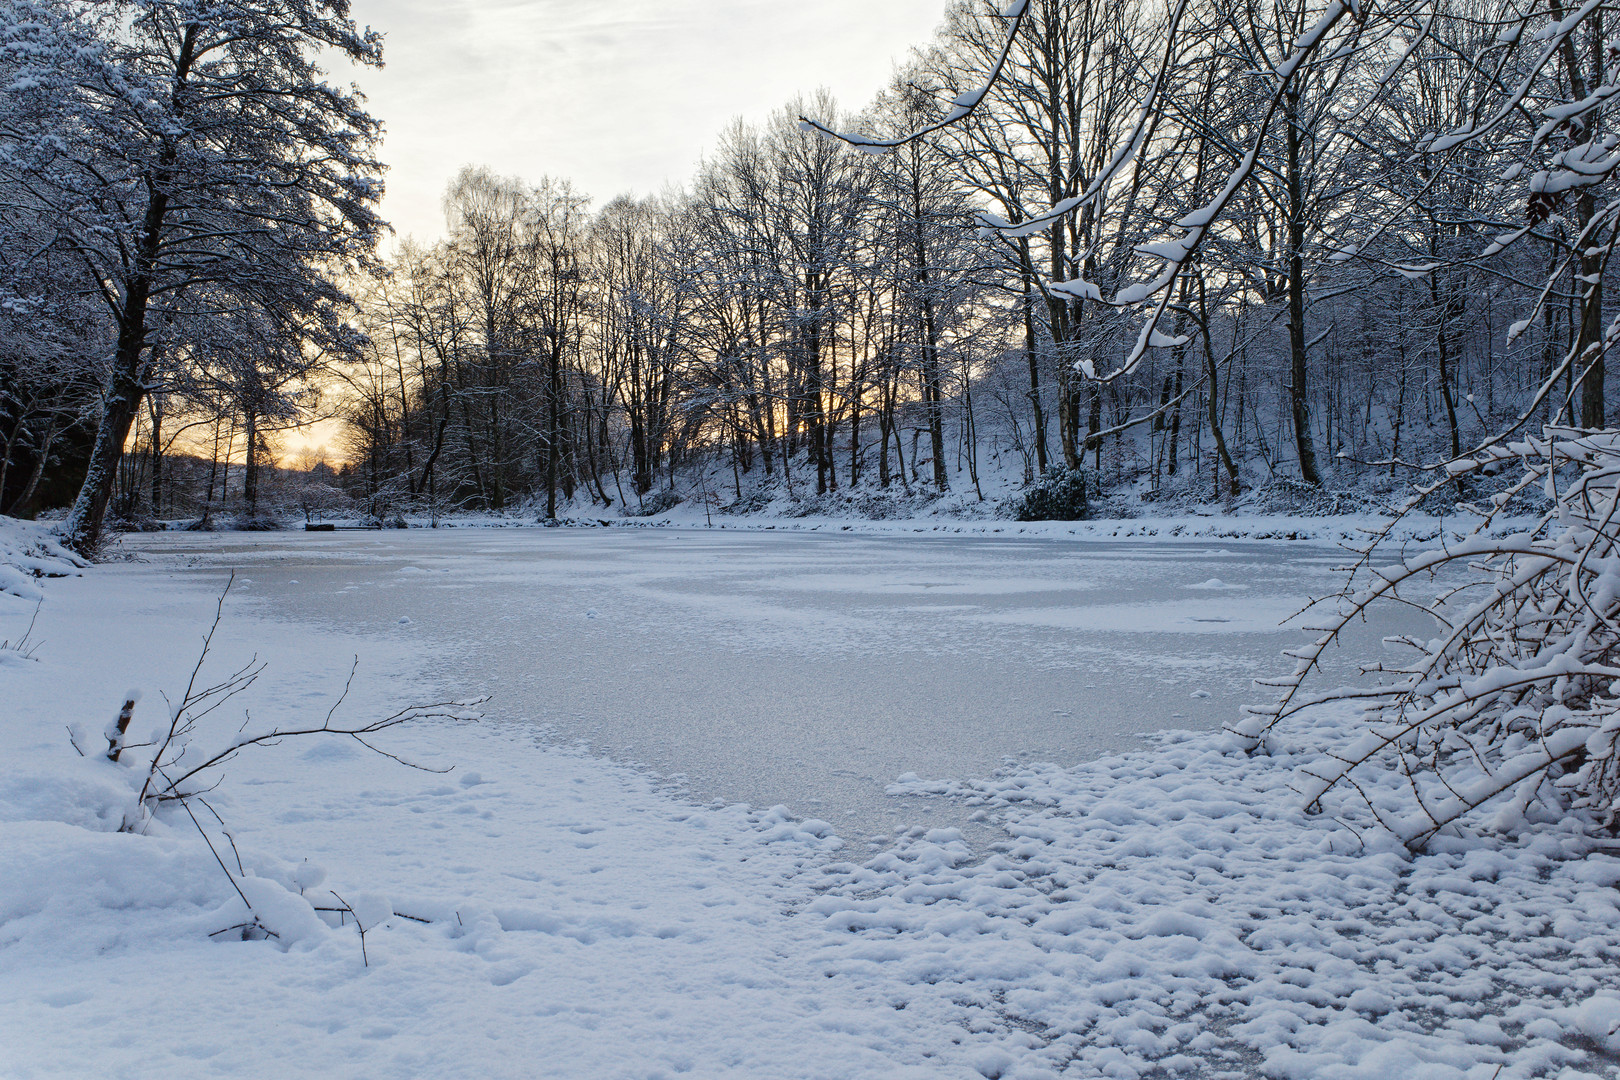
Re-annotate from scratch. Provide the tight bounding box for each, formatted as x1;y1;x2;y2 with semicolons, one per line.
3;518;1619;1079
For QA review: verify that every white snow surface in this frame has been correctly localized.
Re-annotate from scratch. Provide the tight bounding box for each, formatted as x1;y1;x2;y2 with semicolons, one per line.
0;518;81;602
2;517;1618;1079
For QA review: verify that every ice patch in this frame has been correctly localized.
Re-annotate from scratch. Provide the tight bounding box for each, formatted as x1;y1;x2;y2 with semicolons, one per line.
1186;577;1246;590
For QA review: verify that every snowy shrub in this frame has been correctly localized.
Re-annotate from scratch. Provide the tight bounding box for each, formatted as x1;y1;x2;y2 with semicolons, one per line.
1235;428;1620;846
1013;468;1090;521
227;515;285;532
1237;478;1385;518
637;489;683;516
723;488;774;515
297;485;348;524
0;600;42;665
106;516;169;534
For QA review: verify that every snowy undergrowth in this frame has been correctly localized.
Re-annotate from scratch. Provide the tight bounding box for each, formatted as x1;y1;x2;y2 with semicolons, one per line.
272;506;1537;551
862;714;1620;1079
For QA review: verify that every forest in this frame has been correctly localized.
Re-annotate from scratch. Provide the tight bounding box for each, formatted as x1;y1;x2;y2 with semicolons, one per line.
0;0;1613;533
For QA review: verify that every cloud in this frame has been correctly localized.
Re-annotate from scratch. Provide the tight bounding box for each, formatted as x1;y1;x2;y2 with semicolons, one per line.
346;0;948;241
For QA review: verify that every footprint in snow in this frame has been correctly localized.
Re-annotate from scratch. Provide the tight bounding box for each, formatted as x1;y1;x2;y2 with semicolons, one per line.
1190;689;1212;699
585;610;599;619
398;616;411;626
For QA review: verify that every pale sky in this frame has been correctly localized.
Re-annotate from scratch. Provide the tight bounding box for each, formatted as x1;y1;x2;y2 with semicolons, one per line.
345;0;953;244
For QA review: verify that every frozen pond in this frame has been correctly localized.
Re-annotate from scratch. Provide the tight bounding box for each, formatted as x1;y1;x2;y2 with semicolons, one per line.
126;527;1427;846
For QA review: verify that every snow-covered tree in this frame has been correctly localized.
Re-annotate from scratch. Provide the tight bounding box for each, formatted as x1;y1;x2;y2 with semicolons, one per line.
0;0;384;550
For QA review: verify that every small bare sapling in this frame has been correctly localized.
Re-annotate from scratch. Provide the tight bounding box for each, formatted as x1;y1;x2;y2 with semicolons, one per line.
95;572;485;951
110;572;485;830
0;599;43;661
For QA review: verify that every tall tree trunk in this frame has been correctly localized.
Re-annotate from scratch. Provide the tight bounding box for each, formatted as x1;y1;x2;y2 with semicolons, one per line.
1167;355;1184;477
243;410;260;514
1284;90;1323;486
1577;189;1606;428
878;375;894;489
6;418;61;518
1430;272;1465;462
64;25;198;552
1019;247;1049;474
66;312;154;550
920;323;949;491
0;411;24;506
1195;277;1241;495
1551;0;1607;427
148;394;164;517
1058;367;1079;470
546;348;562;519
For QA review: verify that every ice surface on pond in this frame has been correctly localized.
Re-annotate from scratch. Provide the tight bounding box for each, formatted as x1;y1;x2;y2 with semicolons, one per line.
128;529;1434;844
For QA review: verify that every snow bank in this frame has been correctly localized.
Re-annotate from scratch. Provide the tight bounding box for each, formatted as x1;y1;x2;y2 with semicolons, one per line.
845;717;1620;1078
1;821;239;961
352;506;1531;551
0;543;1020;1078
0;518;82;602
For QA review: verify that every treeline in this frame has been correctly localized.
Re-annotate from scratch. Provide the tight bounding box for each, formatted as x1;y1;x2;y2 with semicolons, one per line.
4;0;1612;531
342;0;1572;517
347;122;990;518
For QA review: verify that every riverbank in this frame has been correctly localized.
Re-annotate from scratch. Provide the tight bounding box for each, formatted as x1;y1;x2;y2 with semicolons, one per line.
121;505;1534;550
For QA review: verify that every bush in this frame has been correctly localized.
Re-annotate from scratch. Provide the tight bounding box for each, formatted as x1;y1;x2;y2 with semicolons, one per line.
637;489;683;516
228;515;284;531
1013;468;1090;521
